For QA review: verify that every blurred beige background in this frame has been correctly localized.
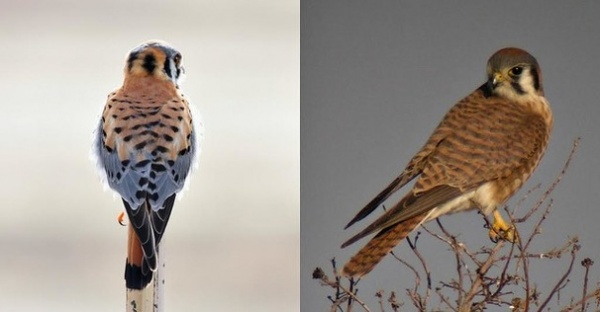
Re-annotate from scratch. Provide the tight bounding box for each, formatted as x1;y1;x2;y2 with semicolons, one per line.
0;1;298;311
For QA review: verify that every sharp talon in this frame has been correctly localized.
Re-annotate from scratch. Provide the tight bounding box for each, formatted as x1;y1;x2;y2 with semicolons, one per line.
488;209;518;243
118;211;127;226
489;231;499;243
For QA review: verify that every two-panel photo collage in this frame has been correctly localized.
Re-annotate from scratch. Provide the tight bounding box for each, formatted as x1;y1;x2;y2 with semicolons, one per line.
2;1;600;311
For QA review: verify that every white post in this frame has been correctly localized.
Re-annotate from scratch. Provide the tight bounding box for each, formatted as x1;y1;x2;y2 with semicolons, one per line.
125;285;153;312
125;245;165;311
154;244;165;312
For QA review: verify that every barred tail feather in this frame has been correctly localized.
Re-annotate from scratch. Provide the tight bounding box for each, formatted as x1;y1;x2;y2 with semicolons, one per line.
125;223;154;289
342;212;427;278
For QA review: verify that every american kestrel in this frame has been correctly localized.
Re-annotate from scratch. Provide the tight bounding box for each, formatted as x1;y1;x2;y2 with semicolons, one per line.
93;41;199;289
341;48;553;278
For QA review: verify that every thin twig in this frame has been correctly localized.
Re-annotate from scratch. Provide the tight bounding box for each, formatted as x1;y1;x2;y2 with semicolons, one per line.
313;261;372;312
513;199;552;312
347;277;355;312
511;183;542;217
434;219;466;307
375;290;385;312
484;238;517;305
390;251;421;294
581;258;594;312
515;137;580;223
436;288;459;312
405;233;431;310
423;223;480;267
523;200;553;253
517;233;531;312
537;244;580;312
313;266;371;312
512;137;580;312
496;238;575;261
406;234;432;290
560;286;600;311
388;291;402;312
461;240;505;310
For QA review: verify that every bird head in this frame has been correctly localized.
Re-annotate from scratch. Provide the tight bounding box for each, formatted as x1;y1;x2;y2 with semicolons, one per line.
124;40;185;87
485;47;544;101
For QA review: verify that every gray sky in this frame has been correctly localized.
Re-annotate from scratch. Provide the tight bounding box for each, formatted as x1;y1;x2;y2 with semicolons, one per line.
302;1;600;311
0;1;298;311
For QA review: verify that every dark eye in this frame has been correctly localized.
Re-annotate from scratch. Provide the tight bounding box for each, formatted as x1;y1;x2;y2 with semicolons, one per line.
173;53;182;65
509;66;523;76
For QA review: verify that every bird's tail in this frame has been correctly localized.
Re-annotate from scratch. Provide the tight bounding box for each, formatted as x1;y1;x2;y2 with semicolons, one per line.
125;223;154;289
342;212;428;278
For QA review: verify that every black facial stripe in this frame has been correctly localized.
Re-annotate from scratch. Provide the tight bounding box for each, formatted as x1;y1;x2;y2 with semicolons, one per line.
511;81;525;95
164;57;172;79
142;54;156;73
478;82;494;98
176;67;181;79
530;66;541;91
127;51;140;71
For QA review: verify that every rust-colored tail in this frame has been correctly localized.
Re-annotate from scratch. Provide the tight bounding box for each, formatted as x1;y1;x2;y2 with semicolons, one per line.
342;212;427;278
124;223;153;289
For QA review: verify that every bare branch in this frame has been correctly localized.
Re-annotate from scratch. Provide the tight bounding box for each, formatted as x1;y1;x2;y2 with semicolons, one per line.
581;258;594;312
315;137;584;312
406;233;432;292
312;261;372;312
537;244;580;311
515;137;580;223
461;240;505;311
560;286;600;312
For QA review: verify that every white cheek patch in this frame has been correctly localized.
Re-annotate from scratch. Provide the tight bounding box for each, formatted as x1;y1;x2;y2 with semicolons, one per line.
495;68;540;103
169;60;179;85
519;68;537;95
176;66;186;86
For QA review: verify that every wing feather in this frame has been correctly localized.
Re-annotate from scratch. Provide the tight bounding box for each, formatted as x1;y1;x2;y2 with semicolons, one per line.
343;88;551;246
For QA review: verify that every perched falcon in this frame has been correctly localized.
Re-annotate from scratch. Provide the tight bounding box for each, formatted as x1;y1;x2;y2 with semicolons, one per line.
93;41;199;289
341;47;553;278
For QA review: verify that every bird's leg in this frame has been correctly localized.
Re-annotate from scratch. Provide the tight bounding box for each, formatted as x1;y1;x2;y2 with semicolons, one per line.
489;209;518;243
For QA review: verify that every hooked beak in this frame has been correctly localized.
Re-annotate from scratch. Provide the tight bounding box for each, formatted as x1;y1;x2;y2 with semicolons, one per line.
492;72;505;86
487;72;504;90
492;73;504;86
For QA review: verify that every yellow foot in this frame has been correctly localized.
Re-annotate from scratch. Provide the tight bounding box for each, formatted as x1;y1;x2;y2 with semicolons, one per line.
488;210;518;243
118;211;127;226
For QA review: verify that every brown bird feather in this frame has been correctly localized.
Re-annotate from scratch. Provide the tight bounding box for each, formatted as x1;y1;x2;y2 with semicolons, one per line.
342;47;553;278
